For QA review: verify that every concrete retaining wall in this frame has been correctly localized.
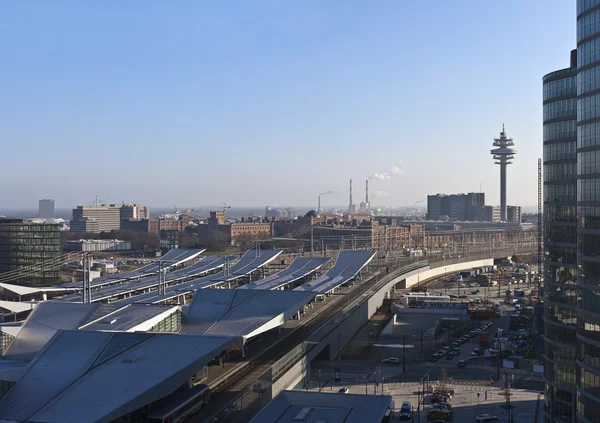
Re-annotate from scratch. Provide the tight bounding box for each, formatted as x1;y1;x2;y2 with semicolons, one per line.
367;268;424;317
271;355;308;398
275;257;497;388
404;259;494;288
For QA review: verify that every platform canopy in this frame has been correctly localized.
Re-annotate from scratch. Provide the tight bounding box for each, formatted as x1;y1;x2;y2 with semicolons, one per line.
0;330;239;423
59;248;205;289
294;251;376;294
0;283;76;297
113;249;283;306
58;255;226;303
0;300;37;314
181;288;316;342
239;257;330;290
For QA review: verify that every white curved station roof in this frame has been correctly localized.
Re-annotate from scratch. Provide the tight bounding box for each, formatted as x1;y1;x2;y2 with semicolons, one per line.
181;288;316;342
238;257;330;290
294;251;376;294
0;330;239;423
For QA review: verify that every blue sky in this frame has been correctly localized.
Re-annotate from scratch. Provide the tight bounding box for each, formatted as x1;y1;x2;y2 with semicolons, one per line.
0;1;575;209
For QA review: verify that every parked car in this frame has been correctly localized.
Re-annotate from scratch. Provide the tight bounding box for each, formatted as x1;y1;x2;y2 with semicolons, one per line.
338;387;349;394
399;401;411;420
475;414;499;423
431;395;450;404
445;353;454;360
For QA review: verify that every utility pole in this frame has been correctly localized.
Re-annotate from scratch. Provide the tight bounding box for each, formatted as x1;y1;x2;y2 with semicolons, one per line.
403;334;406;374
87;254;92;303
420;329;424;360
496;328;503;381
82;254;86;303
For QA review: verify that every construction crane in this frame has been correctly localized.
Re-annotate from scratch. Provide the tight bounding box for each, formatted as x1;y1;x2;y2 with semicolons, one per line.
415;199;426;204
212;203;231;213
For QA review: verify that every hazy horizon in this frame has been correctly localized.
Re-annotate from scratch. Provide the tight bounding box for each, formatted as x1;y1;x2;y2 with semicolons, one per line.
1;1;574;208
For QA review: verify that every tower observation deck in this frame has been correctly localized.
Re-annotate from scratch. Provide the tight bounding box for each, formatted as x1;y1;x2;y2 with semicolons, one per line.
491;125;516;222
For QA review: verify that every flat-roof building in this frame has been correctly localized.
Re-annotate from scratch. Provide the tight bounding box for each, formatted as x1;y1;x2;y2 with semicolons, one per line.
64;239;132;252
38;199;55;219
71;205;122;233
507;205;521;223
250;390;393;423
427;192;485;221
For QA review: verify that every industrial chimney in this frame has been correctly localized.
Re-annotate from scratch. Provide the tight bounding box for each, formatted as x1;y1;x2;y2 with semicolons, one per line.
365;180;369;204
349;179;353;213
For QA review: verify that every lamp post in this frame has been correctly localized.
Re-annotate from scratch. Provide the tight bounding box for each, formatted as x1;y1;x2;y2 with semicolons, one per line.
444;266;447;295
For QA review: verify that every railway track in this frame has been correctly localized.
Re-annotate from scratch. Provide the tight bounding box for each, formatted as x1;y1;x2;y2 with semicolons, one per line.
193;270;384;422
190;246;533;422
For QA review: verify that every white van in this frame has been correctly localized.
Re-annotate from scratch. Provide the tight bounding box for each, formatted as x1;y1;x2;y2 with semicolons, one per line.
475;415;499;423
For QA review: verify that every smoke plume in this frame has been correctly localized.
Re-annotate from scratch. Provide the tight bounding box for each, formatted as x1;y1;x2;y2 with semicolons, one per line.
371;190;389;198
369;164;404;180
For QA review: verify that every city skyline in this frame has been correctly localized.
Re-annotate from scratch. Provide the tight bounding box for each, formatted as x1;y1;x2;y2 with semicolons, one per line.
1;1;574;208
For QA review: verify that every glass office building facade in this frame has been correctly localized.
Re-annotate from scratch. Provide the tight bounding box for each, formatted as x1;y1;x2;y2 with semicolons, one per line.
0;218;61;287
543;50;578;423
577;1;600;421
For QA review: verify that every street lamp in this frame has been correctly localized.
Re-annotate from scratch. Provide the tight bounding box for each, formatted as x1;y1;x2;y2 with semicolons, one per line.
444;266;447;295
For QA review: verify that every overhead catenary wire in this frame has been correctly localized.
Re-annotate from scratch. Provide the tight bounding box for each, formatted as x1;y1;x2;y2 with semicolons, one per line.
0;253;76;284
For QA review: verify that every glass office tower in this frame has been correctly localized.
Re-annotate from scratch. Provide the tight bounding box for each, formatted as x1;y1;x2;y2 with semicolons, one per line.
0;219;61;287
543;50;578;423
577;1;600;421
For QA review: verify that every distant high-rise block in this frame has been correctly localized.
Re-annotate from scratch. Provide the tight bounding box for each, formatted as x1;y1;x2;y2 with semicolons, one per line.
427;193;485;221
71;205;122;233
38;199;55;219
506;205;521;223
480;205;501;223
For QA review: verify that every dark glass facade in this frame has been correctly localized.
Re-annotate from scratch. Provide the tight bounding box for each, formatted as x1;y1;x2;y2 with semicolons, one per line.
0;218;61;287
577;1;600;421
543;50;578;423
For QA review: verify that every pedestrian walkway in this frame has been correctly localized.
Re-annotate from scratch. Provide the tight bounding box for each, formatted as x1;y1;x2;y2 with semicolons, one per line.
423;362;495;371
